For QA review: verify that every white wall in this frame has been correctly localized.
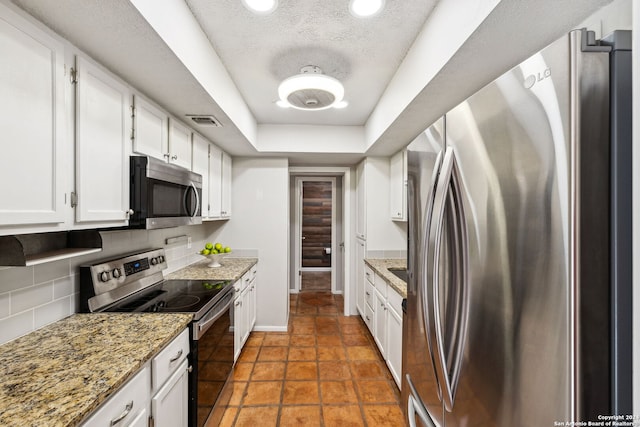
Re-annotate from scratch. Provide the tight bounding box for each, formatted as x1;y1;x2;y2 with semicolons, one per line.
0;222;225;345
258;124;365;154
217;157;290;331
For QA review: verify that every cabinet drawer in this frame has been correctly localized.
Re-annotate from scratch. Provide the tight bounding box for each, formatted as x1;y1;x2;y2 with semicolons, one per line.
80;365;150;427
365;265;374;285
364;281;374;308
364;303;374;334
374;274;388;298
387;286;404;315
152;328;189;393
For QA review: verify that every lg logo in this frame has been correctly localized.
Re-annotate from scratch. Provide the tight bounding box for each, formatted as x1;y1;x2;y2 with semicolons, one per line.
524;68;551;89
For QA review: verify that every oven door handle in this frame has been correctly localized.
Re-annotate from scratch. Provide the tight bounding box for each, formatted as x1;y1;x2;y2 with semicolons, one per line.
194;292;233;340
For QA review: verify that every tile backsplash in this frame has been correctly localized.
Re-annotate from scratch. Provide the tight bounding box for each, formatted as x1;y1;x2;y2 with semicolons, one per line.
0;223;223;345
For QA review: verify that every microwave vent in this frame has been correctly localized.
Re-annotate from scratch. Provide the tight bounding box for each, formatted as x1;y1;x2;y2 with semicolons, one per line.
187;115;222;127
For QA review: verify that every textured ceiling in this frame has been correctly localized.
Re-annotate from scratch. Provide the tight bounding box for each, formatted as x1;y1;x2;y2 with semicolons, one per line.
185;0;436;125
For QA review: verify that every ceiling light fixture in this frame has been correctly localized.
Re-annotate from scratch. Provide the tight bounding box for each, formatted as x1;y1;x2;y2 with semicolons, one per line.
278;66;345;111
241;0;278;14
349;0;385;17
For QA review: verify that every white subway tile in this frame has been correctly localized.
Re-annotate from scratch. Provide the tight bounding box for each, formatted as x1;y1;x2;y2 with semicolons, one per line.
53;276;74;299
0;311;34;345
0;266;33;293
34;260;71;284
35;297;71;329
0;292;10;319
12;282;53;314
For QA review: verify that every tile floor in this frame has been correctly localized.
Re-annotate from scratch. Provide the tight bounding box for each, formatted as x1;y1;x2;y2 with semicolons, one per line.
214;291;404;426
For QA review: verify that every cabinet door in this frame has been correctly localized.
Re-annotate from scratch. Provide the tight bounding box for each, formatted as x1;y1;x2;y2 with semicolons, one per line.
192;134;210;218
75;56;130;223
132;94;168;161
241;285;251;345
249;278;257;331
127;407;149;427
355;160;366;239
151;359;189;427
355;239;365;315
0;3;66;226
386;305;403;389
208;144;223;218
168;118;192;170
220;152;232;217
373;288;387;358
233;292;244;361
389;150;407;221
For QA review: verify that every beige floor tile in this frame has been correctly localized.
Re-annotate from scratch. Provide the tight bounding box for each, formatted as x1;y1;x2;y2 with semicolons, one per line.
279;405;322;427
243;381;283;405
363;404;406;427
235;406;279;427
286;361;318;380
322;405;365;427
282;381;320;404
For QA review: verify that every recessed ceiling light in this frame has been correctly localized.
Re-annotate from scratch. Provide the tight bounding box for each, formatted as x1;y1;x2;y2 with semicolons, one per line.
349;0;385;17
241;0;278;14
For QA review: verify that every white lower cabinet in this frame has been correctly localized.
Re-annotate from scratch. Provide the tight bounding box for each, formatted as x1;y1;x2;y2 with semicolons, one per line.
151;359;189;427
234;264;258;361
386;304;403;387
80;328;189;427
361;268;404;390
373;287;387;359
80;366;151;427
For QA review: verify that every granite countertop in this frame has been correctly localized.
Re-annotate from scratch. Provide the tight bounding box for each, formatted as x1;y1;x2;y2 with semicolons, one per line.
166;257;258;282
0;313;192;427
364;258;408;298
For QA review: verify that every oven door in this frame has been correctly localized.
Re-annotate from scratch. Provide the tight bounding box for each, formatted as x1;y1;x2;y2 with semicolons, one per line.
130;156;202;229
189;289;234;427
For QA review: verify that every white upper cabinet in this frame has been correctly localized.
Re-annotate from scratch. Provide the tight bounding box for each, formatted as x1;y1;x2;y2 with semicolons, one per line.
0;3;66;227
191;133;210;218
132;96;192;170
221;152;232;218
167;118;192;170
132;94;168;161
389;150;407;221
208;144;223;219
74;55;130;224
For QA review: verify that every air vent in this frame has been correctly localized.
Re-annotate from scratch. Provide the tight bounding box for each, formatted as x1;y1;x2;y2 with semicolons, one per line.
186;115;222;127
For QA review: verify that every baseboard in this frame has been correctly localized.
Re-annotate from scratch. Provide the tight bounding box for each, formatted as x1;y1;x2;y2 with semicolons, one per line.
289;289;299;294
252;325;289;332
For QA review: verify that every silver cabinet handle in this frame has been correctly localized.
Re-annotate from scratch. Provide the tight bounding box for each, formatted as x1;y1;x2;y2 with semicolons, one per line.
365;292;370;296
169;349;183;363
110;401;133;426
365;316;370;321
171;154;178;160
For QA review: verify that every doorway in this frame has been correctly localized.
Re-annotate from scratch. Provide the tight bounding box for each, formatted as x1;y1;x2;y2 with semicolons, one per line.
295;177;336;293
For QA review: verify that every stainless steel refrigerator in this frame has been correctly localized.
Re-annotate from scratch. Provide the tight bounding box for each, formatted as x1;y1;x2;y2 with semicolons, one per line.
401;28;632;426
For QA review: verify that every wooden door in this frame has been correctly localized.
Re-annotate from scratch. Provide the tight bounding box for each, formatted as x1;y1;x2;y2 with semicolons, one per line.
301;180;333;268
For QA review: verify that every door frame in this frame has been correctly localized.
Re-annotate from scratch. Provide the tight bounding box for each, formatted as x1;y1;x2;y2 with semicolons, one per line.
294;176;337;293
289;166;352;315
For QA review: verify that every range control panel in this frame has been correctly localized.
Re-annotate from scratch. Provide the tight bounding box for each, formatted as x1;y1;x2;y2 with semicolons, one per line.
81;248;167;297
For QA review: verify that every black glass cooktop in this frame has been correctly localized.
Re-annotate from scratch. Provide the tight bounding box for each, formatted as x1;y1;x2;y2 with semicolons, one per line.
105;279;232;320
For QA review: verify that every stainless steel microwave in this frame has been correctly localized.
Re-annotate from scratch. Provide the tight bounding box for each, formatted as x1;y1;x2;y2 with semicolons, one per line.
129;156;202;229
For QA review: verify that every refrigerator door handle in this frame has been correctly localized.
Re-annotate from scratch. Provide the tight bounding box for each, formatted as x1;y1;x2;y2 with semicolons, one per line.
426;147;469;412
420;149;444;382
